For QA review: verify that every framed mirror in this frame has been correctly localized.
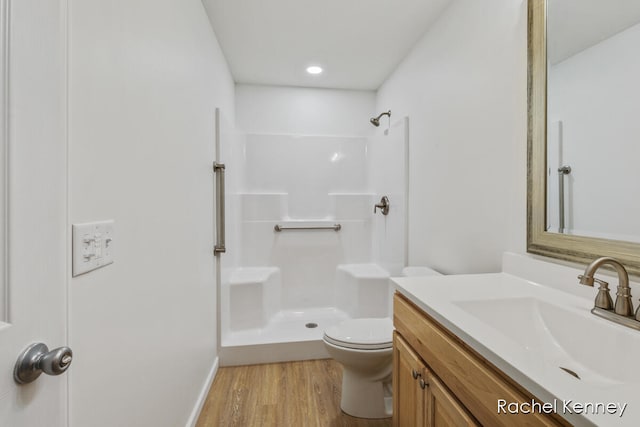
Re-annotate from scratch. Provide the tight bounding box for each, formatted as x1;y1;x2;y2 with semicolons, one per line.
527;0;640;275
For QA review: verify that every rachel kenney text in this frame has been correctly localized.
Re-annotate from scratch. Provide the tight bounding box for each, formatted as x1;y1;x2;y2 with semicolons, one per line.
497;399;628;418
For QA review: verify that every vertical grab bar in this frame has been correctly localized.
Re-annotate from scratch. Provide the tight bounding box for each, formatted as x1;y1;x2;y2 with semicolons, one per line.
214;162;226;255
558;165;571;233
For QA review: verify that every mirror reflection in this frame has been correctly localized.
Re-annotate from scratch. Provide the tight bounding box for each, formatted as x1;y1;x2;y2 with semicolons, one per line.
546;0;640;243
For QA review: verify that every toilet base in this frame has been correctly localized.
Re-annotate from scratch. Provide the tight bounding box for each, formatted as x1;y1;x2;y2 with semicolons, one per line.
340;370;392;419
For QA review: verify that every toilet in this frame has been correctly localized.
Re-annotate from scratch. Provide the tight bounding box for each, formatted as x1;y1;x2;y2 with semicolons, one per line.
323;318;394;418
323;265;442;419
401;266;441;277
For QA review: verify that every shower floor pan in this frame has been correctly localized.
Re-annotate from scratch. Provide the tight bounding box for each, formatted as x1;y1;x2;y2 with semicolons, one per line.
220;306;350;366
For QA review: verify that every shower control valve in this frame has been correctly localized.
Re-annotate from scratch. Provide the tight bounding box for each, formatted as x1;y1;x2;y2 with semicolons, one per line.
374;196;390;216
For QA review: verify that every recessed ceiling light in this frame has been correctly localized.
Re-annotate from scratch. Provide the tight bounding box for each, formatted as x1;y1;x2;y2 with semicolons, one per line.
306;66;323;75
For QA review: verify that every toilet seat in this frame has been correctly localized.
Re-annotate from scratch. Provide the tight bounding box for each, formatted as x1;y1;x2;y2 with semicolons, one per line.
323;318;393;350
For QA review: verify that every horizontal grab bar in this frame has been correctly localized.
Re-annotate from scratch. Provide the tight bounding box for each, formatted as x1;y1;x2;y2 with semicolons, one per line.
274;224;342;232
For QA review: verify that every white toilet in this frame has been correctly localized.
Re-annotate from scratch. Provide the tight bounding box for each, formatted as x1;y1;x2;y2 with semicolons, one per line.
401;266;441;277
323;266;441;419
323;318;394;419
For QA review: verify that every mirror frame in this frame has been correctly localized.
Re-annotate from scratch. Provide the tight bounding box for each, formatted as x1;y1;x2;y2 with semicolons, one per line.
527;0;640;276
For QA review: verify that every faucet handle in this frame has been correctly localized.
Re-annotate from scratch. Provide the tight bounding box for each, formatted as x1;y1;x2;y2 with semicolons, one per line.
579;275;614;310
577;274;594;286
594;279;614;310
577;275;608;287
593;277;609;287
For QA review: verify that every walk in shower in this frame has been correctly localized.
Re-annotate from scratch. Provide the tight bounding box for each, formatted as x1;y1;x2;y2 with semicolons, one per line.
214;108;408;365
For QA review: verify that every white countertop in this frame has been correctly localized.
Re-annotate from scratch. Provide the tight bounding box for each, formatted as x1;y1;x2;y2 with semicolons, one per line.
392;265;640;427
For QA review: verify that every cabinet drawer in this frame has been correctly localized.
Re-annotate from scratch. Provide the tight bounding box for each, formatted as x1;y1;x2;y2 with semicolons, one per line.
394;293;569;427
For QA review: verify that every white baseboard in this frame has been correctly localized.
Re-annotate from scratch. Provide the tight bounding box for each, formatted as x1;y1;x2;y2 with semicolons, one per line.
220;340;330;367
185;356;219;427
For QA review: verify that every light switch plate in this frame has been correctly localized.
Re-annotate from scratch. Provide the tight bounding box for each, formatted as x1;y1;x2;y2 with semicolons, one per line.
72;220;115;276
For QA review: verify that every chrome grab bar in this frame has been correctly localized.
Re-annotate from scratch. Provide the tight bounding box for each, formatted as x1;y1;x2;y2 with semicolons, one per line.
558;165;571;233
274;224;341;232
214;162;226;255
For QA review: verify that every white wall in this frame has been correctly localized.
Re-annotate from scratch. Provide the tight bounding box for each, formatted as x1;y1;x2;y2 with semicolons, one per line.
243;134;368;217
548;22;640;242
67;1;234;426
236;84;376;135
376;0;528;274
218;111;243;308
369;118;409;276
238;134;372;310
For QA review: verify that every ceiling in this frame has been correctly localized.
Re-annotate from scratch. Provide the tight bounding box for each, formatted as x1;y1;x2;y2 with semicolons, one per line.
202;0;452;90
548;0;640;64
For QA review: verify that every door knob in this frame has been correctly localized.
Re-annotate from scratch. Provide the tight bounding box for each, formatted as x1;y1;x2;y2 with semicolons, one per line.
374;196;390;215
14;342;73;384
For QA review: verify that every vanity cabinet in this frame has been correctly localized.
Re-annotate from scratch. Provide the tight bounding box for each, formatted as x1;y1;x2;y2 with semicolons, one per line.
393;331;478;427
393;332;477;427
393;293;570;427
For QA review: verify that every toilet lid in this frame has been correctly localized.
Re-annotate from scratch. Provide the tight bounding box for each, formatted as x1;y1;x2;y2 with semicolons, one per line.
323;318;393;350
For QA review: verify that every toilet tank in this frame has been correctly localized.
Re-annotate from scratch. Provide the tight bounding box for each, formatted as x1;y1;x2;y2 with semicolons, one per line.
401;266;441;277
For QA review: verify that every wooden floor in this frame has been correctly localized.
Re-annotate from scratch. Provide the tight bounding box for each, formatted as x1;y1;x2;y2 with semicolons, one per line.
197;359;392;427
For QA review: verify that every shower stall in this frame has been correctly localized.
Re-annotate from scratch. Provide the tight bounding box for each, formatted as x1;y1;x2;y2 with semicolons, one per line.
214;108;408;365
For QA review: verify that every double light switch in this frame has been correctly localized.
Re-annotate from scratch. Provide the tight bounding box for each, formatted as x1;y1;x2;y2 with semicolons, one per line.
72;220;115;276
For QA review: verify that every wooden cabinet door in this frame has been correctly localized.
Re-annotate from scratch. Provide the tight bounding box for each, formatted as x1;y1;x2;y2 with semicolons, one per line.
426;374;478;427
393;332;427;427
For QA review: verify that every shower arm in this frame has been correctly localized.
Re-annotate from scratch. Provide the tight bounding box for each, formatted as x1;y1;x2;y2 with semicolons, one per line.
374;111;391;121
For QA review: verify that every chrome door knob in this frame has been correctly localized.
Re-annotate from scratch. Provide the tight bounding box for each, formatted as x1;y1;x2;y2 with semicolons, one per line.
374;196;390;215
14;342;73;384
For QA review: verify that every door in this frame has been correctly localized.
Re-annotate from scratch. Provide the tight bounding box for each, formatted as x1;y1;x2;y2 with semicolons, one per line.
426;374;478;427
392;332;427;427
0;0;68;425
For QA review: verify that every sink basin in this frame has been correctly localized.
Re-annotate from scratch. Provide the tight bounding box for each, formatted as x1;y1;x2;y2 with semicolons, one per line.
454;297;640;385
392;255;640;426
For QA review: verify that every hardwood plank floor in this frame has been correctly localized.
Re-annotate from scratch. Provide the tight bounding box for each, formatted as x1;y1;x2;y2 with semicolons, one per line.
197;359;392;427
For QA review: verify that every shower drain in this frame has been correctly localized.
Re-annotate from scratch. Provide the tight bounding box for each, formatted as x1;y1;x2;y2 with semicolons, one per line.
305;322;318;329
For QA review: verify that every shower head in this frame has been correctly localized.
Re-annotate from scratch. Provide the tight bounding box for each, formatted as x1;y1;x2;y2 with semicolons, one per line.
370;110;391;127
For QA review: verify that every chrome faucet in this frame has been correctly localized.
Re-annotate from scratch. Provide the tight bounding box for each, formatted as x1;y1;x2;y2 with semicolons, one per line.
578;257;640;330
